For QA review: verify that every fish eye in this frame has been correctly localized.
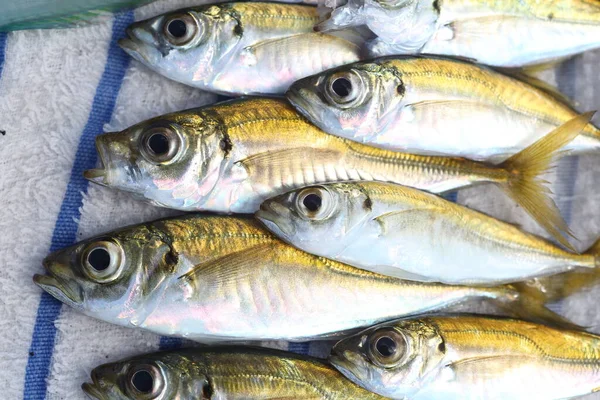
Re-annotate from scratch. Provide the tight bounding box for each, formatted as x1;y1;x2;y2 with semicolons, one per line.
368;329;408;368
82;240;125;283
140;126;184;165
127;363;165;398
295;187;336;221
163;13;200;46
324;70;365;108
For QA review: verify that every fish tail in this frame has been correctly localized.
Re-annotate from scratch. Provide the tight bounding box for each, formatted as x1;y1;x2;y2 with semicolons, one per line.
492;282;583;330
498;112;595;252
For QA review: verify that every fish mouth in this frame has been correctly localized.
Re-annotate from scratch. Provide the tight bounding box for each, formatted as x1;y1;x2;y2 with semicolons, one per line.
256;201;296;239
82;370;106;400
119;37;150;65
33;260;83;309
329;348;367;389
119;25;163;65
84;136;110;186
285;86;312;118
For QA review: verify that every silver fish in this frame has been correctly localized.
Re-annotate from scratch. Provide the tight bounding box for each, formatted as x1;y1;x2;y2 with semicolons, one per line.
119;2;363;95
82;347;388;400
83;98;584;249
317;0;600;67
32;214;568;342
257;181;600;285
330;315;600;399
286;56;600;162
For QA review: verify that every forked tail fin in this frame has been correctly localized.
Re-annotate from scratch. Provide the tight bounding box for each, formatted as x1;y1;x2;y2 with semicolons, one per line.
490;281;582;330
499;112;595;252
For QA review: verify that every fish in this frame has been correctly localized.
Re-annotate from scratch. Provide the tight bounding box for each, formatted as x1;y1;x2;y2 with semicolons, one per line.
83;97;585;248
32;214;572;342
286;56;600;162
316;0;600;67
330;315;600;400
82;346;388;400
0;0;154;32
118;3;363;95
257;180;600;285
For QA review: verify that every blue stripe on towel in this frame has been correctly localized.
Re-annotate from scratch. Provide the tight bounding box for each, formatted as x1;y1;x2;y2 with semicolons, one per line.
23;12;133;400
288;342;311;355
556;58;580;225
0;33;7;78
442;191;458;203
159;337;183;350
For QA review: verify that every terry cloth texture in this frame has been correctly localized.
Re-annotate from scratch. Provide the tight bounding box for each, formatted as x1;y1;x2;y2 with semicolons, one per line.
0;1;599;399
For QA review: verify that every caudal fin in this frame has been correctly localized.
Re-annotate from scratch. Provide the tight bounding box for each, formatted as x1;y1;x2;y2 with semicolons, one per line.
493;281;582;330
499;112;595;251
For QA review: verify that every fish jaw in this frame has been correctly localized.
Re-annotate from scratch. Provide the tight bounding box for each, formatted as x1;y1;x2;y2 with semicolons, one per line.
329;342;376;393
84;134;143;194
33;259;84;310
285;81;344;136
256;200;297;241
118;26;164;70
83;134;112;187
82;364;122;400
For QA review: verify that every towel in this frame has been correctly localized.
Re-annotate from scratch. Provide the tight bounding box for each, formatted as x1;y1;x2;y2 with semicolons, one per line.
0;1;599;398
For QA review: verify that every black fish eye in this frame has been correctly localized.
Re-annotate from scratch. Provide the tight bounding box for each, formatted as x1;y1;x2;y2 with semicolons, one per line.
167;19;187;38
303;193;322;212
331;77;352;97
87;248;110;271
148;132;170;156
375;336;397;357
131;369;154;394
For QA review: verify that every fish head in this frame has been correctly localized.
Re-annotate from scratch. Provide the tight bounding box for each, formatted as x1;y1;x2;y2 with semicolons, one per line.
257;183;372;254
34;224;182;324
329;318;446;398
286;62;405;141
84;111;227;210
119;5;242;87
82;352;210;399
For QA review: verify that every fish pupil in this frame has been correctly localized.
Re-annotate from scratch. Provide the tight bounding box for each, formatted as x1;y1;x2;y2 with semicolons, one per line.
331;78;352;98
375;336;397;357
132;370;154;394
88;248;110;271
303;194;322;212
148;133;170;156
167;19;187;38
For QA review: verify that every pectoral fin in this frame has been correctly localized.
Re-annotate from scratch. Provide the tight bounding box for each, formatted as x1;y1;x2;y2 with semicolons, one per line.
179;243;275;289
236;148;341;173
373;208;444;236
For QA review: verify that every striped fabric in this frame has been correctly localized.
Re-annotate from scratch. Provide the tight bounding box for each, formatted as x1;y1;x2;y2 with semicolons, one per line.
0;1;598;399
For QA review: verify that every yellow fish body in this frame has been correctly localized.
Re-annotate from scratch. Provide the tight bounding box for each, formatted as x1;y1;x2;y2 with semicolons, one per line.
331;315;600;399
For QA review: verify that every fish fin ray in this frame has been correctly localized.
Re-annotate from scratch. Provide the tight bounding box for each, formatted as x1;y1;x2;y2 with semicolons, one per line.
179;243;274;288
236;147;340;172
499;112;595;251
240;33;360;67
499;281;584;330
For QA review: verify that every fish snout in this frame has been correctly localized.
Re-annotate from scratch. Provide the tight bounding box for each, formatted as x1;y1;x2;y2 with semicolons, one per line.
34;258;84;308
82;368;108;400
256;200;297;238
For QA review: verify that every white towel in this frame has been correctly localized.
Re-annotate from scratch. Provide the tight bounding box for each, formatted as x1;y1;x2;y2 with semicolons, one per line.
0;1;599;399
